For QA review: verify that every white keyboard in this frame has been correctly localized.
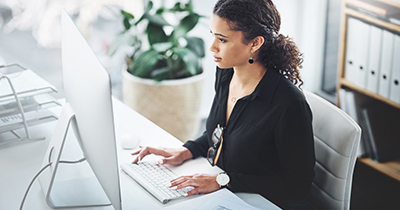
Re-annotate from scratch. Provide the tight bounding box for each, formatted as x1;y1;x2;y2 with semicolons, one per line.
121;162;194;204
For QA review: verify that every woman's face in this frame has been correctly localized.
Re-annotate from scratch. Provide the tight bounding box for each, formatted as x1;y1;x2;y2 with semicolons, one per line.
209;14;252;69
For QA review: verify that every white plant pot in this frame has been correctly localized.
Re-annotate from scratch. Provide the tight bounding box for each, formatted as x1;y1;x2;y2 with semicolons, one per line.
122;69;205;142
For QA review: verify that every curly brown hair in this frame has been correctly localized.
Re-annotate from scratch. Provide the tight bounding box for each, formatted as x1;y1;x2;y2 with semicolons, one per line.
213;0;304;88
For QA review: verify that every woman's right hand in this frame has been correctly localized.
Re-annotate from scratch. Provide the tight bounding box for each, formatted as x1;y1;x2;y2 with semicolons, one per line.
131;146;193;165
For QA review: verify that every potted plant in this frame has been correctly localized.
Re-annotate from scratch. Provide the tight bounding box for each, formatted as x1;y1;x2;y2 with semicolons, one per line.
110;0;206;142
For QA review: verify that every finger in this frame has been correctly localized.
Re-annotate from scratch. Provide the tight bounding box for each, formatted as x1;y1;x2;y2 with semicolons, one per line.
132;155;139;163
170;175;191;184
130;146;144;155
175;180;196;190
132;152;145;163
147;147;171;157
185;188;200;197
134;147;172;164
131;148;144;163
133;147;152;163
136;146;170;160
169;176;192;187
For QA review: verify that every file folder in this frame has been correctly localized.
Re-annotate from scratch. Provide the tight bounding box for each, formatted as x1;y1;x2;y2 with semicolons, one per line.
339;89;348;112
344;89;368;157
378;30;395;98
389;34;400;103
366;26;383;94
357;103;373;159
345;18;370;88
361;102;400;162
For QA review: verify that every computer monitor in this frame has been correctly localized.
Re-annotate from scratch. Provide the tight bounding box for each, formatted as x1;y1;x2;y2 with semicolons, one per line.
38;9;121;210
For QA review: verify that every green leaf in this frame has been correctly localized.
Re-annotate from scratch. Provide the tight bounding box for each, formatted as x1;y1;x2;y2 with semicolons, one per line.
185;37;205;58
150;66;172;81
144;13;170;27
130;50;160;78
120;10;134;20
170;13;200;41
152;42;173;52
156;7;165;14
135;13;145;26
120;10;134;30
184;0;194;13
123;18;131;30
170;2;184;12
146;22;168;45
134;1;159;26
113;0;205;81
145;1;153;12
173;47;200;75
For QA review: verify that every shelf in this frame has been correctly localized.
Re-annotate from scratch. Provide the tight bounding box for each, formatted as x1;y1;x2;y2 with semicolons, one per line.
339;78;400;109
358;157;400;181
378;0;400;8
345;7;400;33
339;0;400;183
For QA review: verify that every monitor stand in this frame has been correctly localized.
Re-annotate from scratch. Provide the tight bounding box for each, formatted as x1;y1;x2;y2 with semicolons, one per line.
38;104;111;208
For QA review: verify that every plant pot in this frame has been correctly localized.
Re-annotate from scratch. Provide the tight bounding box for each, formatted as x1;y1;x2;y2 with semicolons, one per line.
122;69;205;142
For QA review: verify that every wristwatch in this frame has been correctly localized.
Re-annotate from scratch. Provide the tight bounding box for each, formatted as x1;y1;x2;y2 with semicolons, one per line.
216;172;230;188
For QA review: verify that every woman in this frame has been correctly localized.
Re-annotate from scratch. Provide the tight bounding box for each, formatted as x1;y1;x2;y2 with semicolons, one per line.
132;0;315;209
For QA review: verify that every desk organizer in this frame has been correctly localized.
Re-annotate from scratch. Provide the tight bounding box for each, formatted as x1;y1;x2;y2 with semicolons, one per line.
0;64;60;145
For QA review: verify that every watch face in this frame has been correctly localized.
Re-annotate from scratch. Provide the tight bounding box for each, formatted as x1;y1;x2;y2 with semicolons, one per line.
217;173;230;186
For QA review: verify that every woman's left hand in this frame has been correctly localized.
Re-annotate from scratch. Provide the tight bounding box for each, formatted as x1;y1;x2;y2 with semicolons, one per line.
169;174;221;196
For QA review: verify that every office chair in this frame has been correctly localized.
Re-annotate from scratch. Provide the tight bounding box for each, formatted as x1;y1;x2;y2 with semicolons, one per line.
304;91;361;210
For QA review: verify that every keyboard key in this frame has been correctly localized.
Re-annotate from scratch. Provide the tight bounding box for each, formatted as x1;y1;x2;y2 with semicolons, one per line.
123;162;194;204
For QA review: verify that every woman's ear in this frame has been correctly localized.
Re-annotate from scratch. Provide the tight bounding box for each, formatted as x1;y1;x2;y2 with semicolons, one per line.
251;36;265;52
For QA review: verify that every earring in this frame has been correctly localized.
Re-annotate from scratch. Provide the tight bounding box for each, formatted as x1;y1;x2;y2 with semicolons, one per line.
248;50;254;64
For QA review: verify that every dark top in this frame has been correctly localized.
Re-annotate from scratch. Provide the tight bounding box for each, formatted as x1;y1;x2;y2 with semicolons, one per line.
183;67;315;207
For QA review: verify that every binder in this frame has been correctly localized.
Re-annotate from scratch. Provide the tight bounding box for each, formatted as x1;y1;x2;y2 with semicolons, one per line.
378;30;395;98
345;18;358;85
339;89;348;112
347;90;368;157
366;25;383;94
345;18;370;88
339;88;368;157
345;90;358;124
389;34;400;103
357;104;373;159
361;102;400;162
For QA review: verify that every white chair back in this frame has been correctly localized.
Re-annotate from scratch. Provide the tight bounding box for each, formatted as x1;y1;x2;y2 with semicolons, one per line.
304;91;361;210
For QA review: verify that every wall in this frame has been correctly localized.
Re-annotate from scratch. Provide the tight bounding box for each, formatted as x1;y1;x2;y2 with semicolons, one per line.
274;0;329;97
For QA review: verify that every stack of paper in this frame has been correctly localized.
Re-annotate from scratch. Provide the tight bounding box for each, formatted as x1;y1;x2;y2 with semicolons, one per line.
161;188;281;210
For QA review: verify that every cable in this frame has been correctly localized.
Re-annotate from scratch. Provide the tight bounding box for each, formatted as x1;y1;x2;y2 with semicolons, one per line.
0;63;27;70
19;162;52;210
19;157;86;210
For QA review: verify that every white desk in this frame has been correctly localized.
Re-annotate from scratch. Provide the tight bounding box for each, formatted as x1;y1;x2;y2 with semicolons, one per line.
0;98;279;210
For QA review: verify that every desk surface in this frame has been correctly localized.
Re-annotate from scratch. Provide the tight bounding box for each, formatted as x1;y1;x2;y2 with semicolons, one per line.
0;98;279;210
